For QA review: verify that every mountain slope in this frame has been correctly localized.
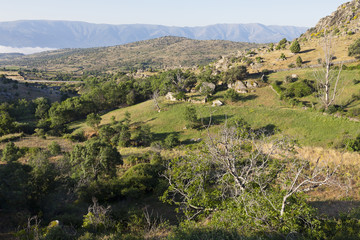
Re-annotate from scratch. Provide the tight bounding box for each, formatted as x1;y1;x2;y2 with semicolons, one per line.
0;36;263;72
304;0;360;37
0;20;307;49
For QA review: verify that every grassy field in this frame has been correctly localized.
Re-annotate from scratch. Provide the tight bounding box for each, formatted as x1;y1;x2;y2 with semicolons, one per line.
86;89;360;149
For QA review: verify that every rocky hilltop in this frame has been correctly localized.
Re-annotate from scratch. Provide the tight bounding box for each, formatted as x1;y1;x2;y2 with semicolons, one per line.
305;0;360;37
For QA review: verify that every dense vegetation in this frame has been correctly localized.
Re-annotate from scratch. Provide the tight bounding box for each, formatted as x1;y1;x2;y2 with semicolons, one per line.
3;4;360;238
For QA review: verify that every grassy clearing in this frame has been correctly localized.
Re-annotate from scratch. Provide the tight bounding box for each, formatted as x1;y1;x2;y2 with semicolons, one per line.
0;135;75;152
85;93;360;149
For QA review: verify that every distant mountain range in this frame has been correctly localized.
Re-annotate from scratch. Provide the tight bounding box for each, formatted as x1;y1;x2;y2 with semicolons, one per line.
0;20;308;50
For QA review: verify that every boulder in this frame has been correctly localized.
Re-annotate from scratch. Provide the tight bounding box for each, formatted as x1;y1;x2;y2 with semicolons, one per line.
165;92;177;101
291;74;298;79
200;82;216;94
228;80;247;93
212;100;223;107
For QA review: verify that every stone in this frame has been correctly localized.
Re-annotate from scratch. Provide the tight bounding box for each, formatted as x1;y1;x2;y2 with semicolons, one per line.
199;82;216;94
165;92;177;101
291;74;298;79
212;100;223;107
228;80;247;93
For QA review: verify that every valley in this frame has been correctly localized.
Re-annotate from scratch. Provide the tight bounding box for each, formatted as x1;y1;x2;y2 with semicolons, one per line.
2;1;360;240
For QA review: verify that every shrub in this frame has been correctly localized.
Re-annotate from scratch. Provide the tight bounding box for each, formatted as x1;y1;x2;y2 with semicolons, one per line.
296;56;303;67
288;63;296;68
290;39;301;53
271;82;283;95
345;134;360;152
47;141;61;156
164;133;180;149
277;38;287;49
174;91;186;100
1;142;21;162
120;163;162;198
64;129;86;142
184;106;199;129
224;89;240;102
223;66;248;84
348;38;360;57
86;113;101;130
279;53;286;60
282;80;315;98
348;108;360;117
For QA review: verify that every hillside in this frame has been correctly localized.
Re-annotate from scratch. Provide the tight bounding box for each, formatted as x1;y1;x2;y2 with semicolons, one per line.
304;0;360;37
0;36;264;72
3;1;360;240
0;20;307;50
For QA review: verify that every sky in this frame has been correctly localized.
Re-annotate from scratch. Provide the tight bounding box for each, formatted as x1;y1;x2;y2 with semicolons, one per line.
0;0;350;27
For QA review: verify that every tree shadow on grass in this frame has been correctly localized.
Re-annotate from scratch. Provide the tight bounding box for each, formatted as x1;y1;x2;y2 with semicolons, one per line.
152;131;181;142
300;49;315;54
199;114;233;127
254;124;279;136
310;200;360;218
240;94;258;102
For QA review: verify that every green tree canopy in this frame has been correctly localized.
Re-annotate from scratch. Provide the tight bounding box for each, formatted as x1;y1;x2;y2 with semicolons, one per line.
70;138;123;181
86;113;102;130
290;39;301;53
223;65;248;84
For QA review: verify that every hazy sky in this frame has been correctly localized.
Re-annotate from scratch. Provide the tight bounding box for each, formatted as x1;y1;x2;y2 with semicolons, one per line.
0;0;350;27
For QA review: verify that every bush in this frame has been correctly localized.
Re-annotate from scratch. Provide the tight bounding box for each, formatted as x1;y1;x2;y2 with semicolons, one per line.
1;142;21;162
164;133;180;149
47;141;61;155
224;89;240;102
174;91;187;100
296;56;303;67
348;108;360;117
288;63;296;68
64;129;86;142
223;66;248;84
290;39;301;53
279;53;286;60
184;106;199;129
282;80;314;98
348;38;360;57
271;82;283;95
120;163;163;198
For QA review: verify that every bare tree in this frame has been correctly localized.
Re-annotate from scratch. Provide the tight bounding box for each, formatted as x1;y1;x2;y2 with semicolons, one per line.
152;90;161;112
162;122;341;224
83;197;113;232
314;34;343;110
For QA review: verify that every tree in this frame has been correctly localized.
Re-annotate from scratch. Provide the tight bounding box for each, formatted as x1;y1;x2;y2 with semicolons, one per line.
290;39;301;53
0;110;16;136
86;113;101;130
296;56;303;67
70;138;123;181
348;38;360;58
1;142;21;163
184;106;199;129
314;35;343;110
223;66;248;84
279;53;286;60
162;123;339;232
33;97;50;119
276;38;287;50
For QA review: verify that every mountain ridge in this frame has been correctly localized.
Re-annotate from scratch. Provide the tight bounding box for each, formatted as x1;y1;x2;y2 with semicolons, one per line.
0;20;307;49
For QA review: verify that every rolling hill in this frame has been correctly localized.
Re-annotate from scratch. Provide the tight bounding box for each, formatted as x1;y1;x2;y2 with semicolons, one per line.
0;36;264;72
